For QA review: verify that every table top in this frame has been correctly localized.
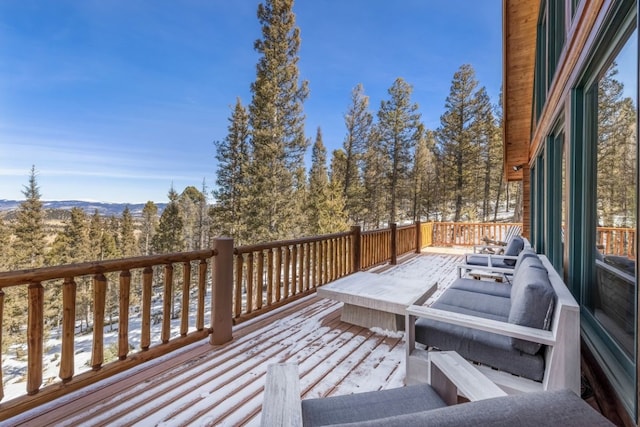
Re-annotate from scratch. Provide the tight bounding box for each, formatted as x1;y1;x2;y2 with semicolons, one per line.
317;271;437;315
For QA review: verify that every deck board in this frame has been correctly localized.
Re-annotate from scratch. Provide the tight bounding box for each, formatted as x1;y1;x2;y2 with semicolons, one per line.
7;252;464;427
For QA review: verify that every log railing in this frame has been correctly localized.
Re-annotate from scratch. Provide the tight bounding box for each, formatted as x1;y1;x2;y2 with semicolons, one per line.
431;222;523;247
21;219;636;417
0;243;234;419
233;231;354;323
597;227;636;258
361;228;392;269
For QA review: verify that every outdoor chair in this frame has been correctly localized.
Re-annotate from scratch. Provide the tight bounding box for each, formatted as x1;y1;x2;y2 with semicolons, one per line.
260;360;612;426
479;224;522;250
464;235;526;270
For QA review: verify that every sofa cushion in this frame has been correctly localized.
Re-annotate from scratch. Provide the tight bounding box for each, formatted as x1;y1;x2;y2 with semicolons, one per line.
503;235;525;266
513;248;544;273
508;263;556;354
449;277;511;298
329;389;614;427
301;383;446;426
415;301;545;381
465;255;513;269
436;288;511;318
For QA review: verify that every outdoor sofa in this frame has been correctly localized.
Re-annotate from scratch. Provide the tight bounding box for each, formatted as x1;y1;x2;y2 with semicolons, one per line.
406;249;580;394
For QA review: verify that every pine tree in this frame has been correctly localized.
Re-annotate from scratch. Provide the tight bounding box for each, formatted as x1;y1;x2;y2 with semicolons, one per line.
342;84;372;223
0;217;9;271
139;201;158;255
307;128;348;234
120;206;137;257
153;186;184;254
362;126;390;229
12;165;46;269
437;64;481;222
473;87;503;222
179;186;205;251
5;166;46;354
247;0;309;242
377;77;422;224
213;98;251;244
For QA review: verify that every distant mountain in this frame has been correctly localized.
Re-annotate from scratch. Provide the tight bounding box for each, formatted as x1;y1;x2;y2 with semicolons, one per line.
0;199;166;218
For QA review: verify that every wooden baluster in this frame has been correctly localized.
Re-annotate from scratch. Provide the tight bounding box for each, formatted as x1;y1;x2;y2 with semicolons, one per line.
257;250;264;309
267;249;274;305
118;271;131;360
92;274;106;370
162;265;173;344
304;243;310;290
141;267;152;350
326;239;331;281
180;262;190;336
27;282;44;395
59;278;76;382
247;253;254;313
197;259;207;331
291;245;298;295
275;248;282;302
234;254;243;318
283;247;290;298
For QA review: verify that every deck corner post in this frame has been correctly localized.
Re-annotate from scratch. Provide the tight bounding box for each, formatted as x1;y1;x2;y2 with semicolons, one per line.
351;225;361;272
390;223;398;265
415;221;422;253
211;237;234;345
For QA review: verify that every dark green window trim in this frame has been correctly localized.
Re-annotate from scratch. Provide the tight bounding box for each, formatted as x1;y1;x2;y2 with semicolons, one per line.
569;0;638;419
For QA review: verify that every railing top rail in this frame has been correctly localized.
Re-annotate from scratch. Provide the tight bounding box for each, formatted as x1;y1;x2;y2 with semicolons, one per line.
397;224;416;231
0;249;216;288
234;231;351;254
361;228;392;236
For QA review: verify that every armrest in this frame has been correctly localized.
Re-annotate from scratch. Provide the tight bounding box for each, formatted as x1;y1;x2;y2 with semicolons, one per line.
407;305;555;346
473;244;505;254
456;263;515;278
429;351;507;404
261;363;302;427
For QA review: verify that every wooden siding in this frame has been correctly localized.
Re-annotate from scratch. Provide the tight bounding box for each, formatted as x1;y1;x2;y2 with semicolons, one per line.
503;0;539;182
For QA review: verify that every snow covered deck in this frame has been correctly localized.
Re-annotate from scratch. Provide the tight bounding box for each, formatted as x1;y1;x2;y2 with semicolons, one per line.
6;250;464;427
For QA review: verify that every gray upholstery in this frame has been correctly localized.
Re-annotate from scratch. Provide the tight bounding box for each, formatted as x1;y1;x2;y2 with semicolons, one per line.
449;277;511;298
301;383;446;426
465;255;512;269
415;300;545;381
503;235;525;265
320;390;614;427
508;258;556;354
415;253;555;381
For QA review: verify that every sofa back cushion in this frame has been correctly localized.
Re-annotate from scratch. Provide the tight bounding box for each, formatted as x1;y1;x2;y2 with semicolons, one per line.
508;259;556;354
513;249;544;273
503;236;525;266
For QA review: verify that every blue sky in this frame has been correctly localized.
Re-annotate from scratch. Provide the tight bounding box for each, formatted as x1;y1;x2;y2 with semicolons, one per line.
0;1;502;203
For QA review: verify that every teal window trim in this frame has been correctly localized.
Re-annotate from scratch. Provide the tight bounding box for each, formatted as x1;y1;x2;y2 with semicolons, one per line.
544;126;565;275
570;1;638;419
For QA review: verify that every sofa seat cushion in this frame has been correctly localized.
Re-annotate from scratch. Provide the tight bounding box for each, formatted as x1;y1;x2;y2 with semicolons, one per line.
449;278;512;298
327;390;614;427
415;300;545;381
301;383;446;426
435;287;511;318
508;258;556;354
465;255;513;269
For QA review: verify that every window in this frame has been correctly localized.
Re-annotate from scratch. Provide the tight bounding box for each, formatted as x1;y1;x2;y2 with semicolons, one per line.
533;0;567;124
587;31;637;360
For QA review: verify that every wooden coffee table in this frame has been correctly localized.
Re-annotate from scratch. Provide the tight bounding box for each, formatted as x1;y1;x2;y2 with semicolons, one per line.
317;271;437;331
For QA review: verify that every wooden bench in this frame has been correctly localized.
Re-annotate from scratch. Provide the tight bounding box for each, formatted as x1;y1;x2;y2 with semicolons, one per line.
406;254;580;395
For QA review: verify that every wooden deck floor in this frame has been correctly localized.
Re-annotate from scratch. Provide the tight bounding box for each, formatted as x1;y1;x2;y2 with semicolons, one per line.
6;252;464;427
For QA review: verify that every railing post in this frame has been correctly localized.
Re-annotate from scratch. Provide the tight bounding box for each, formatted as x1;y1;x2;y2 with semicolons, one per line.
415;221;422;254
351;225;361;272
211;237;234;345
390;223;398;265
